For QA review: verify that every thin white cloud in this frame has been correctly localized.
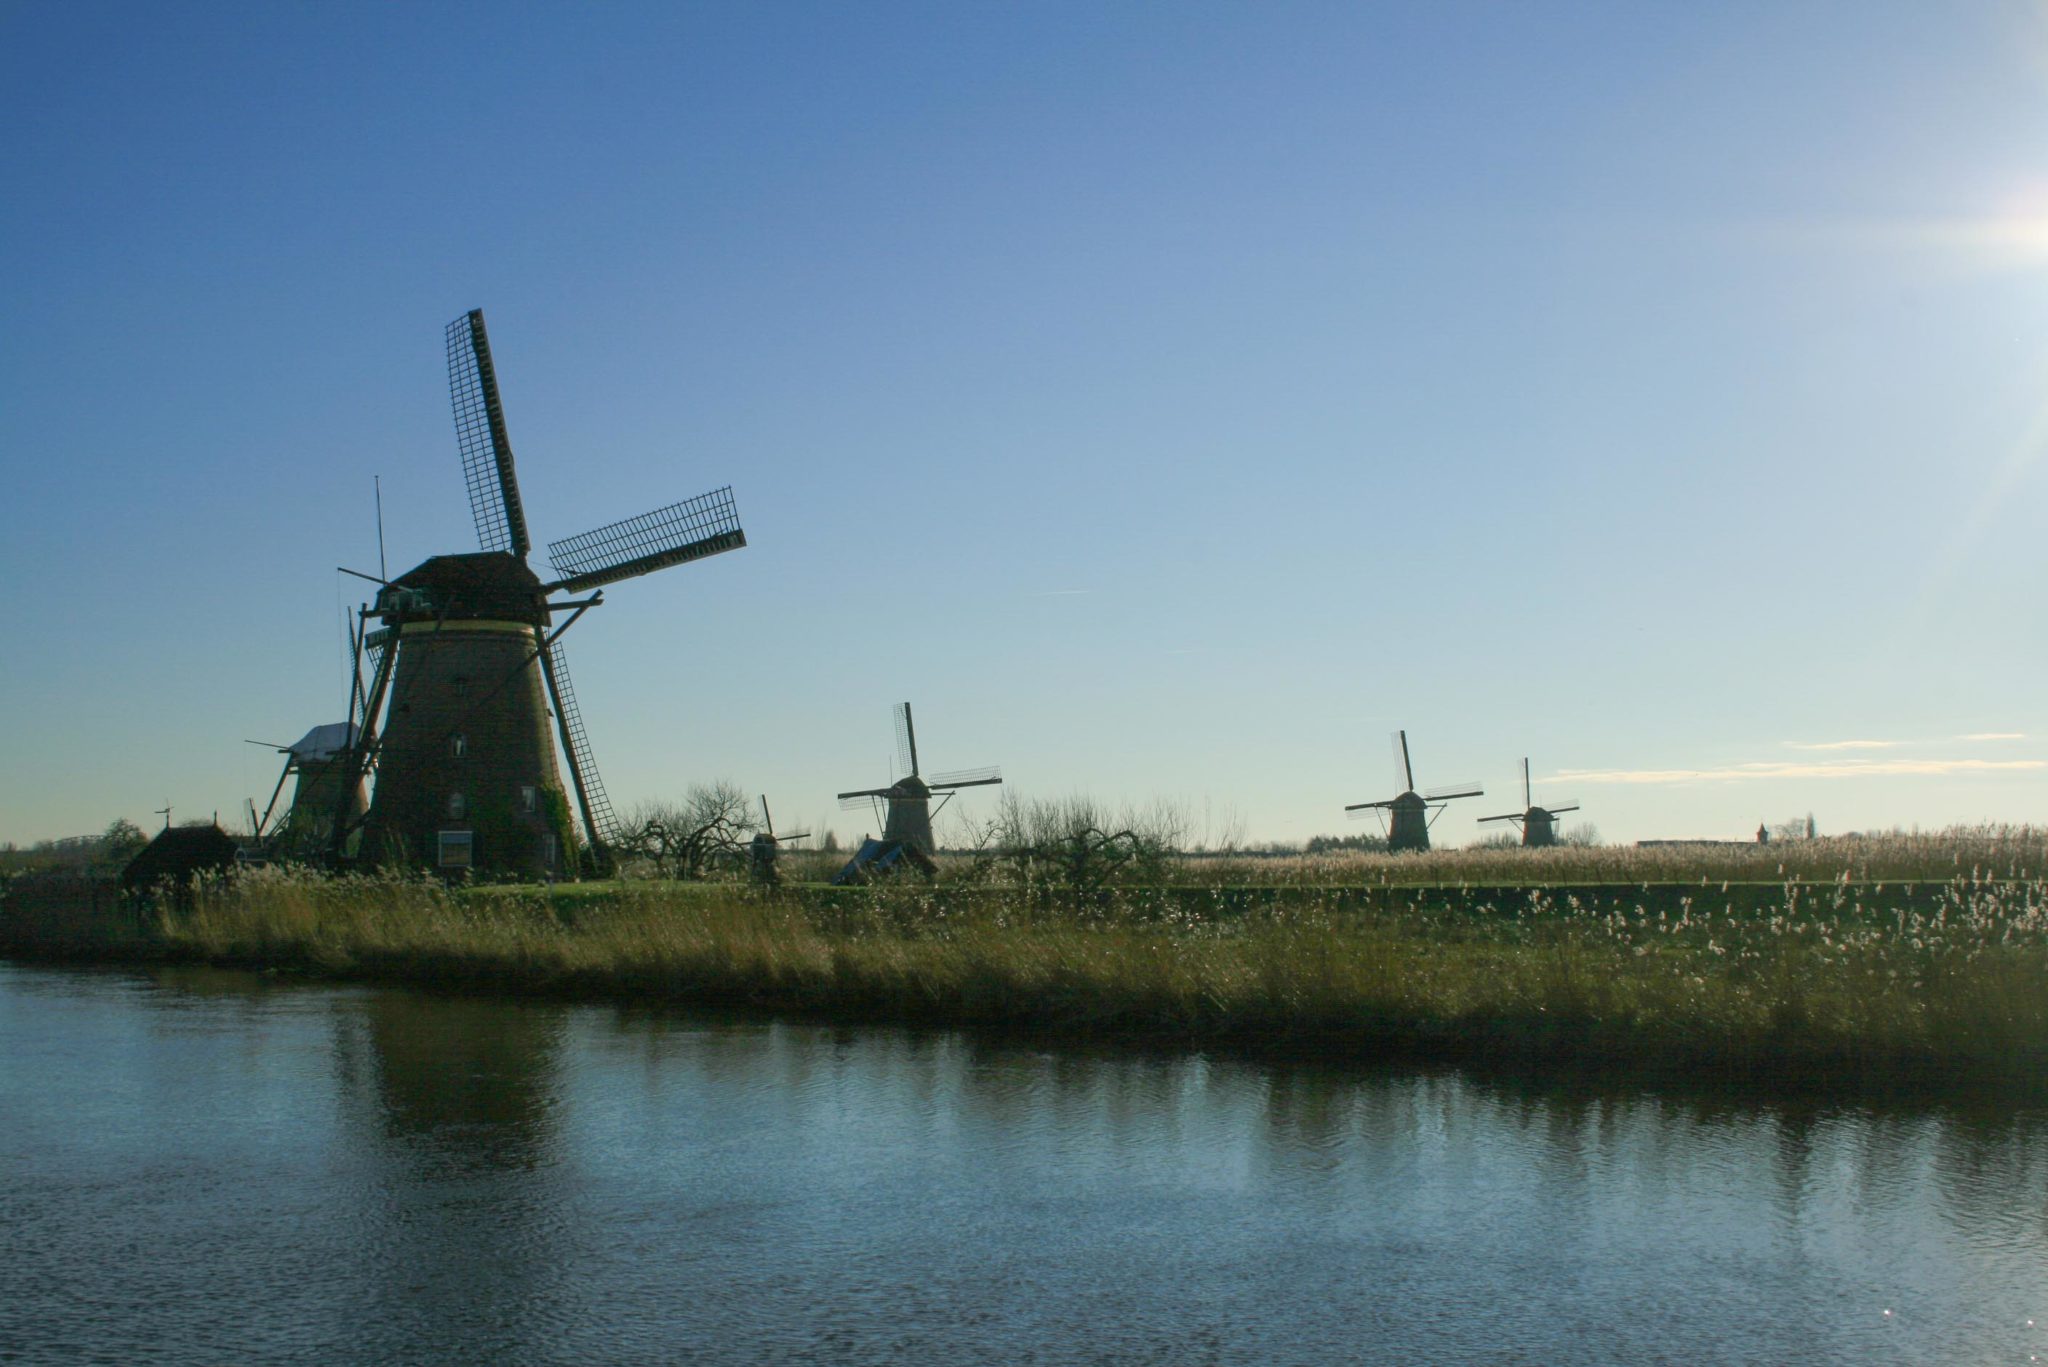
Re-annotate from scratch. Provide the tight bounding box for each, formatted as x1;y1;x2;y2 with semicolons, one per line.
1783;739;1900;751
1957;732;2026;742
1027;589;1092;597
1557;758;2047;786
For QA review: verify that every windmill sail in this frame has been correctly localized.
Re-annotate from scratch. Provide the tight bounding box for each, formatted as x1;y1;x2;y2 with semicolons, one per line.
758;795;808;842
1425;781;1484;801
538;642;620;849
546;488;745;592
446;310;531;557
894;702;923;779
357;640;388;732
930;766;1001;789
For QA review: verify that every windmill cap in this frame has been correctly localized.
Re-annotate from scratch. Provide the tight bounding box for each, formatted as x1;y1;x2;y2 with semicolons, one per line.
287;722;358;762
380;552;545;621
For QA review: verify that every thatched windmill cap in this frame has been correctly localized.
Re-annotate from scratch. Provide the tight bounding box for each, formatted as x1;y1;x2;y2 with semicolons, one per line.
382;552;545;621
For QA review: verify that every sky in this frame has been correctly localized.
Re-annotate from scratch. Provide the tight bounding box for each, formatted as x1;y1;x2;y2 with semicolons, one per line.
3;1;2046;850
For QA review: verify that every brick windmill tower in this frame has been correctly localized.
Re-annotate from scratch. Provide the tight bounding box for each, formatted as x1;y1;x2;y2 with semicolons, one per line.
334;310;746;876
1344;729;1482;853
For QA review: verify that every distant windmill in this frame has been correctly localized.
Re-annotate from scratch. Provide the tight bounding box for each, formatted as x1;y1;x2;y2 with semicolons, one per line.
333;309;746;877
1344;729;1482;853
1477;759;1580;848
748;795;810;885
246;724;366;857
836;702;1002;857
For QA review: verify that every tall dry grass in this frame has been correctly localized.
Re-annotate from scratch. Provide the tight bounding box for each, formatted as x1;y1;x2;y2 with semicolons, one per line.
159;852;2048;1090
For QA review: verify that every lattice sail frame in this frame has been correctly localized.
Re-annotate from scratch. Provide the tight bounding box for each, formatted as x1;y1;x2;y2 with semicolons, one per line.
543;641;621;848
546;487;745;591
446;311;530;557
930;766;1001;789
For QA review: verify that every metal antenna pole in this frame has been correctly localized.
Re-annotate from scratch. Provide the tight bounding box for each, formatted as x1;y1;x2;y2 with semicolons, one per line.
155;804;171;831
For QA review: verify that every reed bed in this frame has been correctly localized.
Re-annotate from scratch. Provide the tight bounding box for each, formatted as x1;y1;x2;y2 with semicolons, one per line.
1139;825;2048;888
154;847;2048;1092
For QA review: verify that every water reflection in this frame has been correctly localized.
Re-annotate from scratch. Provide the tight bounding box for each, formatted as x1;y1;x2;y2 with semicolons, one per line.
349;988;563;1158
329;989;572;1364
2;961;2044;1365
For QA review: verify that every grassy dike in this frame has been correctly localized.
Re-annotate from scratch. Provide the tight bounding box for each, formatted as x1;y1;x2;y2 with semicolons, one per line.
79;861;2046;1094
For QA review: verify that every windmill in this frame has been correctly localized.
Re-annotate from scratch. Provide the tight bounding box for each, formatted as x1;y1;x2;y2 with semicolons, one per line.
836;702;1001;858
246;724;366;857
1477;759;1580;848
333;309;746;877
1344;729;1482;853
747;794;810;885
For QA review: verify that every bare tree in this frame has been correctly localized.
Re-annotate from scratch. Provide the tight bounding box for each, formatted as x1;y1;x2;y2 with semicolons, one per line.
618;781;758;880
1768;814;1814;843
989;792;1184;895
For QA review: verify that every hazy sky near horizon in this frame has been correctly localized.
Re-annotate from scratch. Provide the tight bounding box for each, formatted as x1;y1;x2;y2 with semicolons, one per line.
4;2;2046;849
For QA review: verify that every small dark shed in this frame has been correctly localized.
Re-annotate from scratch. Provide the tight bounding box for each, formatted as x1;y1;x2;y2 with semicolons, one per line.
121;824;240;895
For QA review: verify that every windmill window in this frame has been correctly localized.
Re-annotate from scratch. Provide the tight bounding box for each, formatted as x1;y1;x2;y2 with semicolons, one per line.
542;831;558;869
520;785;537;814
448;792;466;820
437;831;473;868
449;733;468;759
451;677;470;697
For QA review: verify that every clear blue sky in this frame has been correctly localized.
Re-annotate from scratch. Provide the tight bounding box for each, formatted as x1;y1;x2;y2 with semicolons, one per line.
4;2;2044;848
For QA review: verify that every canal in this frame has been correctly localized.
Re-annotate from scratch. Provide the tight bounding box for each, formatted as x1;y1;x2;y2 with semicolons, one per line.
2;961;2042;1364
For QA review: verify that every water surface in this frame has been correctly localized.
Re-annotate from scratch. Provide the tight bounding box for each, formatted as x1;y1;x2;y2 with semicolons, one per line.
2;961;2043;1364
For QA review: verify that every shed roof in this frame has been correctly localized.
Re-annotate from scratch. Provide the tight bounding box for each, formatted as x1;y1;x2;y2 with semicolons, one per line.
121;824;240;892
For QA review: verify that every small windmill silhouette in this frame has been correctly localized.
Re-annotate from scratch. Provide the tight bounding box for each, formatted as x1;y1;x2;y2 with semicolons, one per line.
747;795;810;884
1344;730;1482;853
1476;759;1580;848
836;702;1001;856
